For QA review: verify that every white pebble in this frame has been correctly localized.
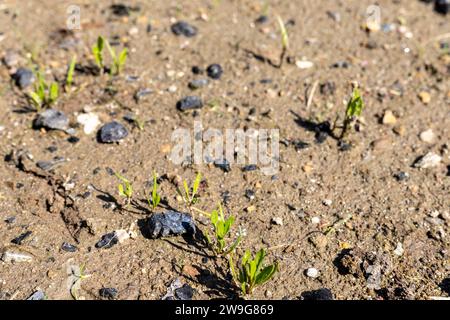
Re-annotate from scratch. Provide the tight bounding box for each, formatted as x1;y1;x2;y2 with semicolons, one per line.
394;243;404;256
419;129;435;144
322;199;332;206
414;152;442;169
311;216;321;224
77;113;101;135
271;217;283;226
306;267;319;278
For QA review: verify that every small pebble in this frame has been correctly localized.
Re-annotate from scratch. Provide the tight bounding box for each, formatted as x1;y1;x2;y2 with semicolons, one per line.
95;232;119;249
27;290;46;300
394;243;404;256
306;267;319;278
188;78;209;90
77;113;101;135
171;21;198;37
61;242;78;252
414;152;442;169
98;121;129;143
419;129;435;144
322;199;332;206
382;110;397;125
176;96;203;111
12;68;35;89
206;64;223;80
311;216;321;224
245;189;255;200
99;287;118;299
175;284;194;300
394;171;409;182
418;91;431;104
271;217;283;226
34;109;69;131
1;251;33;262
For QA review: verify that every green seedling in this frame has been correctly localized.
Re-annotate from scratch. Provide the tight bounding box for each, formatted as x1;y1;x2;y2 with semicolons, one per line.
276;15;289;68
204;203;242;255
148;171;161;210
69;264;91;300
229;248;278;296
340;86;365;139
65;55;77;91
115;172;133;208
179;172;202;206
28;69;59;112
92;36;105;70
105;40;128;76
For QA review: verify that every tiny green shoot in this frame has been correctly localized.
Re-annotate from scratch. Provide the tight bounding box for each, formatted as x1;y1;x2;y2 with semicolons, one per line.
105;40;128;76
148;171;161;210
28;68;59;111
180;172;202;206
92;36;105;70
204;203;242;255
229;248;278;296
69;264;91;300
65;55;77;91
115;172;133;208
341;86;365;139
276;15;289;68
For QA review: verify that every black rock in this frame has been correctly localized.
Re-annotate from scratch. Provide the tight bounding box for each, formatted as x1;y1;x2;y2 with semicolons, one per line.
435;0;449;14
12;68;35;89
206;64;223;80
315;121;331;144
34;109;69;131
147;211;196;239
255;15;269;24
300;288;334;300
171;21;198;37
319;81;336;96
214;159;231;172
245;189;255;200
36;156;65;171
242;164;258;172
331;61;350;69
98;121;129;143
175;284;194;300
99;287;118;299
134;88;153;103
95;232;119;249
188;79;209;90
291;140;310;151
61;242;78;252
67;136;80;144
110;4;139;16
11;231;32;245
176;96;203;111
191;66;203;75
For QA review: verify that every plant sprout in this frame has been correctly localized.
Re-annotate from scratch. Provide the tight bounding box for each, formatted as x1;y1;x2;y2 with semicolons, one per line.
28;69;59;112
69;264;91;300
340;86;365;139
276;15;289;68
115;172;133;208
65;55;77;91
105;40;128;76
148;171;161;210
179;172;202;206
204;203;242;256
229;248;278;296
92;36;105;70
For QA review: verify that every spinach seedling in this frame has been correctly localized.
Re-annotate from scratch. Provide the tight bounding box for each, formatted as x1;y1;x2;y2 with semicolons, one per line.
65;55;77;91
28;69;59;112
340;86;365;139
204;203;242;256
115;172;133;208
147;171;161;210
229;248;278;296
179;172;202;206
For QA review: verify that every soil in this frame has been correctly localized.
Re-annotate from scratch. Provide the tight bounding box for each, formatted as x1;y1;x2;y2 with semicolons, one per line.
0;0;449;300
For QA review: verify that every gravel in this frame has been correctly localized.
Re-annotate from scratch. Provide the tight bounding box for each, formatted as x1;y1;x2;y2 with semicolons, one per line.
176;96;203;111
171;21;198;37
98;121;129;143
34;109;69;131
12;68;35;89
147;211;196;238
206;64;223;80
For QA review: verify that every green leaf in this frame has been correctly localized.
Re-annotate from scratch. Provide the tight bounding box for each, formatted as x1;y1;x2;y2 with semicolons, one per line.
276;15;289;50
192;172;201;197
117;48;128;73
255;263;278;285
29;92;42;108
254;249;266;275
118;184;125;197
346;88;364;118
66;55;77;88
49;82;59;103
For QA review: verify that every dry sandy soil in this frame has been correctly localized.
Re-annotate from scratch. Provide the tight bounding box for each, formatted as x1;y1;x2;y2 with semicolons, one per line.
0;0;449;300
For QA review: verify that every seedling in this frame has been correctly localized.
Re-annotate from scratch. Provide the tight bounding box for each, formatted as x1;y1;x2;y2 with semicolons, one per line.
229;248;278;296
147;171;161;210
69;264;91;300
204;203;242;255
115;172;133;208
340;86;365;139
179;172;202;206
92;36;128;76
28;69;59;112
105;39;128;76
276;15;289;68
65;55;77;91
92;36;105;70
